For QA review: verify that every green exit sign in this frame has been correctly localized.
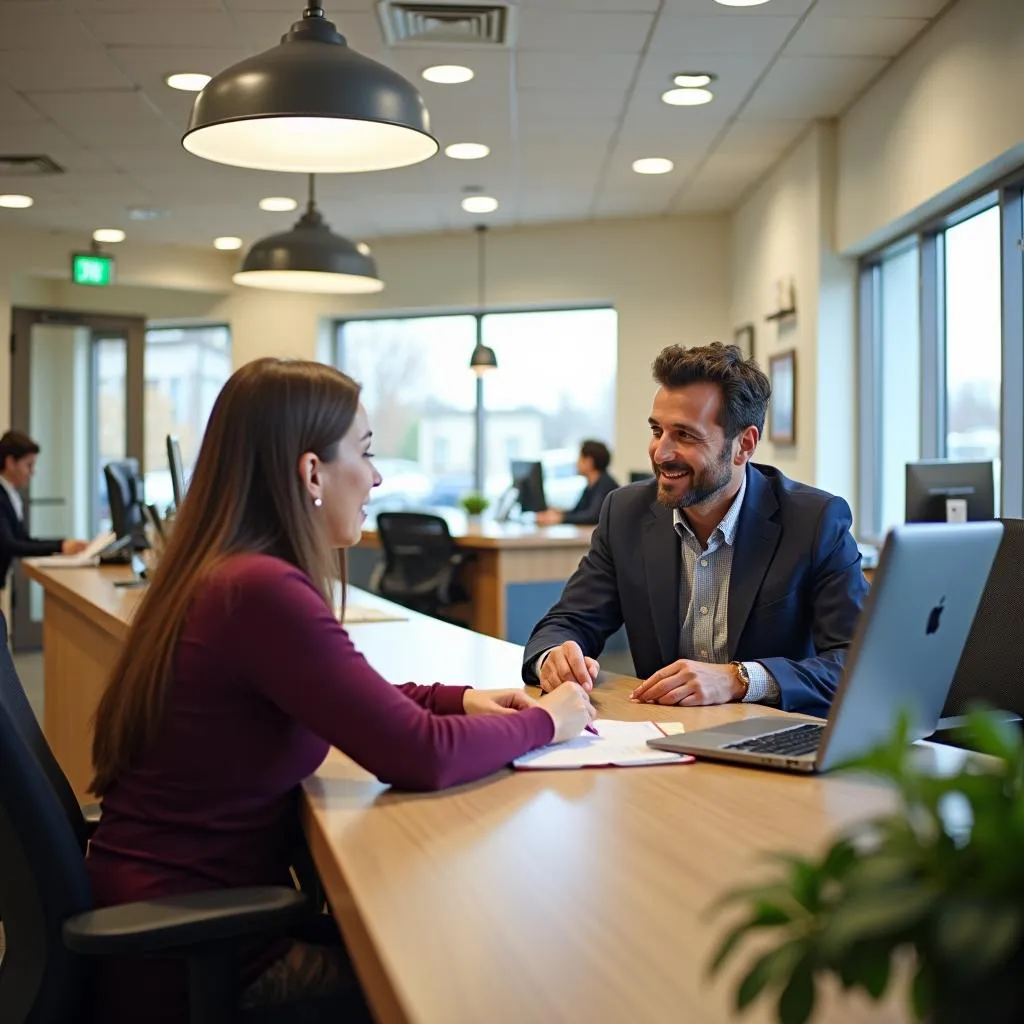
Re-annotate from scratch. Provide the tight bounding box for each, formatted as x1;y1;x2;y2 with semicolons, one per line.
71;252;115;287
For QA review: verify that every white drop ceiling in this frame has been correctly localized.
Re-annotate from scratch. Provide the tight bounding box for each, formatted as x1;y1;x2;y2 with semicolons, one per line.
0;0;953;249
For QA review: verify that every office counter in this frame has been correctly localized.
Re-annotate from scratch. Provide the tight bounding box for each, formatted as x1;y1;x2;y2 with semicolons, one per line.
26;562;921;1022
355;511;594;643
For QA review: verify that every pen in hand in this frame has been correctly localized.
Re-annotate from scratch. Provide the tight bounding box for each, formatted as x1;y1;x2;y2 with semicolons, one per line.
585;723;599;736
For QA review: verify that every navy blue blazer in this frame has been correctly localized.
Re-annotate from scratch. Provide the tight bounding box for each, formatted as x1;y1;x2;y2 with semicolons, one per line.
0;486;62;588
561;472;619;525
522;463;869;716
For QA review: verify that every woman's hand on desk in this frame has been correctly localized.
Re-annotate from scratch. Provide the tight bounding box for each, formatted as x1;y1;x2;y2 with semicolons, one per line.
462;689;541;716
538;683;596;743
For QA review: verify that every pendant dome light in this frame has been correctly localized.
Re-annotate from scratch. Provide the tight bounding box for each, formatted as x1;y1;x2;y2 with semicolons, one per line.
232;175;384;294
470;225;497;374
183;5;438;174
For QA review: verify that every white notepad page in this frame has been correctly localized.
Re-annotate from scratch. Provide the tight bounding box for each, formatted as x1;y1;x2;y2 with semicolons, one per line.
24;530;117;568
513;719;692;770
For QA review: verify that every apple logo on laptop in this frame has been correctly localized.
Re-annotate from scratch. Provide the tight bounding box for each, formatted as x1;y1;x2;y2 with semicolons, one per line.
926;597;945;635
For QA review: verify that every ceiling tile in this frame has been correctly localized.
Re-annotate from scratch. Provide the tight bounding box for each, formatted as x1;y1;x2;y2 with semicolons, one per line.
650;14;800;55
28;89;167;125
230;10;381;53
0;3;95;50
517;89;626;121
517;0;659;9
72;0;223;8
0;83;45;123
0;46;132;91
662;0;814;13
78;9;240;47
517;12;655;54
107;46;253;90
741;56;889;120
515;51;640;92
714;119;807;158
786;14;931;57
813;0;950;14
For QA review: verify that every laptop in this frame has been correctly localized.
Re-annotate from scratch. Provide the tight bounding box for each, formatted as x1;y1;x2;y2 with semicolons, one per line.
646;521;1003;773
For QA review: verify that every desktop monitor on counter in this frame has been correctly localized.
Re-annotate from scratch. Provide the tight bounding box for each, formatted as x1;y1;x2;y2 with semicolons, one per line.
905;460;994;523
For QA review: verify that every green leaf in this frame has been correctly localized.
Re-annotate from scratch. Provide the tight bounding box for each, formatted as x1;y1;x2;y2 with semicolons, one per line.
958;707;1023;764
859;943;892;1000
777;957;816;1024
709;924;751;977
821;838;859;880
736;941;806;1013
911;960;934;1021
818;887;933;957
935;900;1023;980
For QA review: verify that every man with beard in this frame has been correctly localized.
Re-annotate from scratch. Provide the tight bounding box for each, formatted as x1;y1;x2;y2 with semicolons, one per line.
521;343;868;717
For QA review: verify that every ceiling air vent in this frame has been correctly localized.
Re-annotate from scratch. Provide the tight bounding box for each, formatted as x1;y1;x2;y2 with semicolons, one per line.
0;154;65;177
376;2;515;47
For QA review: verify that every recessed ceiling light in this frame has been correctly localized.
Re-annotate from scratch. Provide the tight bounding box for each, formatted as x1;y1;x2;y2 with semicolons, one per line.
0;194;33;209
673;73;715;89
258;196;298;212
165;72;211;92
662;87;714;107
445;142;490;161
632;158;674;175
214;236;243;250
462;196;498;214
422;64;474;85
715;0;773;6
93;228;125;243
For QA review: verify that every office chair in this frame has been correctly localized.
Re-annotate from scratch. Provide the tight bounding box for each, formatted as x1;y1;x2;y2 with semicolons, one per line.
103;459;147;547
375;512;471;622
935;516;1024;745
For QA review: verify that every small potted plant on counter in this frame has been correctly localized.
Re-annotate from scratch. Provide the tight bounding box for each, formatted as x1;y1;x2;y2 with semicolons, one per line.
709;709;1024;1024
460;493;488;520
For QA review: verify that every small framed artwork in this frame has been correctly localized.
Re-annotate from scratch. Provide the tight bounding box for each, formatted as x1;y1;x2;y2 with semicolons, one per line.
734;323;754;360
768;350;796;445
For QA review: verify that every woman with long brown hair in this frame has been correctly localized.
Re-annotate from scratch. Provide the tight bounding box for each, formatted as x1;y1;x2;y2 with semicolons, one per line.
86;358;594;1022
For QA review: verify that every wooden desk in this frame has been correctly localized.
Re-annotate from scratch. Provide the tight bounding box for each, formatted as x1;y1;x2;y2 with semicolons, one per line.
27;563;917;1023
355;511;594;643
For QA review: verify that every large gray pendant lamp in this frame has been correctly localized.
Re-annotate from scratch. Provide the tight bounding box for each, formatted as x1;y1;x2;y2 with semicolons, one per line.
183;4;438;173
470;225;498;374
233;174;384;294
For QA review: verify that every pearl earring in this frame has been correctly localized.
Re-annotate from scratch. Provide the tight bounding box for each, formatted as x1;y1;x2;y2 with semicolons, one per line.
313;497;323;508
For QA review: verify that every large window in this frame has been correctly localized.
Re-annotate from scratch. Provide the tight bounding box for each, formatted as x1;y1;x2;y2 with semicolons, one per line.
336;308;618;515
859;190;1022;539
144;324;231;510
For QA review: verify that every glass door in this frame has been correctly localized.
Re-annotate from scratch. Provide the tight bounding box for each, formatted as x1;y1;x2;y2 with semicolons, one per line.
9;308;144;650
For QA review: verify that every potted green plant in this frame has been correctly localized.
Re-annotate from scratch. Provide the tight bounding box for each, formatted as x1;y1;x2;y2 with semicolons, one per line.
709;710;1024;1024
460;493;489;519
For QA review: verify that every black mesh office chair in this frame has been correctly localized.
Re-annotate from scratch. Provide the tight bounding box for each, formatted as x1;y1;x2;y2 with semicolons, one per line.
375;512;471;621
936;516;1024;743
104;459;147;547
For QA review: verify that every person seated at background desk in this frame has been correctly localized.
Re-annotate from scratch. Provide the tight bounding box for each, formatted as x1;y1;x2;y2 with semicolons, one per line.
86;359;593;1024
536;439;620;526
523;342;868;717
0;429;88;589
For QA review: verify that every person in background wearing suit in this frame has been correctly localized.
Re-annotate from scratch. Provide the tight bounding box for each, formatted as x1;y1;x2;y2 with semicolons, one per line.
0;430;88;590
535;439;620;526
523;343;869;717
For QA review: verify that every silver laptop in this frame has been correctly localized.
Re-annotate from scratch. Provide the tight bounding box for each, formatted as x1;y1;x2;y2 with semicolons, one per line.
646;522;1003;773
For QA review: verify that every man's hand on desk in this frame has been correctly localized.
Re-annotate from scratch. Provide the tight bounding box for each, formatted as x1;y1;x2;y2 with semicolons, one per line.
62;539;89;555
462;689;541;716
535;509;564;526
631;660;744;706
537;640;600;693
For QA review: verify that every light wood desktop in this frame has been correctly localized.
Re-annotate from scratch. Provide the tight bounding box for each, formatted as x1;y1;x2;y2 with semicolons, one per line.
24;561;920;1023
356;509;594;642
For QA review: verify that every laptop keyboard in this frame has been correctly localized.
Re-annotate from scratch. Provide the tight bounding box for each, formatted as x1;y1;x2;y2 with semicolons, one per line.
722;722;825;757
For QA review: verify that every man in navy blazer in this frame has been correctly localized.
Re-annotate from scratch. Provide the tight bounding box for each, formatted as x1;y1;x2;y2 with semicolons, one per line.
522;343;868;717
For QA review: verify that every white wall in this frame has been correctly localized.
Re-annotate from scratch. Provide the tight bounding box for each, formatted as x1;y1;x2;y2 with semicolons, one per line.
731;124;857;507
2;215;732;479
838;0;1024;254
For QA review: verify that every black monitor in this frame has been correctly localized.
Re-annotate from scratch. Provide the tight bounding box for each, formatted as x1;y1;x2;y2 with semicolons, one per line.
510;459;547;514
103;458;147;546
630;471;654;483
905;460;995;523
167;434;185;509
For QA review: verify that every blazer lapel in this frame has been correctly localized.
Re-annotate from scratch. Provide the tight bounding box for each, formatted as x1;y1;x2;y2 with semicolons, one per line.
642;501;681;666
727;467;782;659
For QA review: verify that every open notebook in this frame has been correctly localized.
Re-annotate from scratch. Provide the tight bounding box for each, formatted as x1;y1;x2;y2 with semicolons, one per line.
513;720;694;770
23;531;117;569
336;604;408;625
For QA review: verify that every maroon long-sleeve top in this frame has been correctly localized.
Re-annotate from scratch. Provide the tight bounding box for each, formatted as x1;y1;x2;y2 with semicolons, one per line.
86;553;553;1021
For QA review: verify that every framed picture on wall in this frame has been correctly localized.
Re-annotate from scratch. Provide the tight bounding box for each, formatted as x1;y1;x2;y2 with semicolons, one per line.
734;323;754;360
768;350;796;445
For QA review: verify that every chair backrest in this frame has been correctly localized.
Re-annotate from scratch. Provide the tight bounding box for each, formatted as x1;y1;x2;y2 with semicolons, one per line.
103;459;144;540
0;613;89;851
0;652;93;1023
375;513;459;601
945;516;1024;718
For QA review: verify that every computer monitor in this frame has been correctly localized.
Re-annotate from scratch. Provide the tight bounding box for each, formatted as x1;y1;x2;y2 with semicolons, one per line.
167;434;185;509
905;460;994;523
630;471;654;483
510;460;547;514
103;459;147;546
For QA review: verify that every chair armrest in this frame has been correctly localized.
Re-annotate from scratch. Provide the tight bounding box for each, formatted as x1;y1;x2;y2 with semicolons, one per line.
81;801;101;836
64;886;309;956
